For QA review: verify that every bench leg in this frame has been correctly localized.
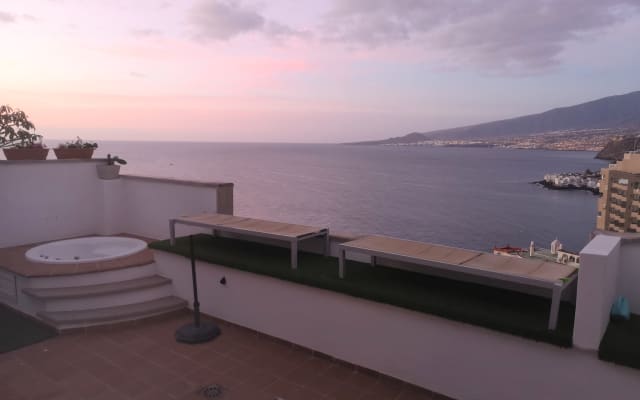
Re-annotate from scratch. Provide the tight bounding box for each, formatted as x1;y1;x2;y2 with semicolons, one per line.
371;255;377;267
169;220;176;246
548;281;563;330
291;241;298;270
339;249;345;279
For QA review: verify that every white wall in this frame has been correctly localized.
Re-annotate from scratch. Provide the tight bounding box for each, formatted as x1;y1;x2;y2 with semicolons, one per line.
114;176;221;239
574;235;621;350
155;251;640;400
0;161;104;247
618;240;640;311
0;161;232;247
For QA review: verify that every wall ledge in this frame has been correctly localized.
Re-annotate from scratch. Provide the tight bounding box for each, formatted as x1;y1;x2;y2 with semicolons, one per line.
121;174;233;188
0;159;107;164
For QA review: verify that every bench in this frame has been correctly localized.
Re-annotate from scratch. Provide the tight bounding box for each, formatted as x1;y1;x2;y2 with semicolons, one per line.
170;213;329;269
338;235;578;330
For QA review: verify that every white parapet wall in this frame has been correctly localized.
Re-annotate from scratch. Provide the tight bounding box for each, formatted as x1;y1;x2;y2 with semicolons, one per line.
154;250;640;400
574;234;621;350
0;160;105;248
108;175;233;239
0;160;233;247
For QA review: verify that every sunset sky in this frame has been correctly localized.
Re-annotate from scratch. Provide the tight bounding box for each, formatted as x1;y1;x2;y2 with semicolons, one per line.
2;0;639;143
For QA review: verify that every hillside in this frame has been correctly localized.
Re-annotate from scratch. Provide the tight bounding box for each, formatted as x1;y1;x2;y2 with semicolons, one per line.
596;135;640;161
352;90;640;145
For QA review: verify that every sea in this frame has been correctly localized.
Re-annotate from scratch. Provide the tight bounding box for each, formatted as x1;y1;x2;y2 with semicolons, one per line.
93;142;608;253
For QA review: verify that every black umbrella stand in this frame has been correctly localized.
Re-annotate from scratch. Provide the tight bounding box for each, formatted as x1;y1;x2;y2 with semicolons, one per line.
175;235;220;343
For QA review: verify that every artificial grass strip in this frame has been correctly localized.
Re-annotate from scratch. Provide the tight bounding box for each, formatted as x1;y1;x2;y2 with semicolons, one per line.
150;234;574;347
599;314;640;370
0;303;57;353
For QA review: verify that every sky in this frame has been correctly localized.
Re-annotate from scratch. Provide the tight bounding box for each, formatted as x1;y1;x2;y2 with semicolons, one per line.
1;0;640;143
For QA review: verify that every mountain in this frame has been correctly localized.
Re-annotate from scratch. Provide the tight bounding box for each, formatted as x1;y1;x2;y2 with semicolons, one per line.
596;135;640;161
351;90;640;145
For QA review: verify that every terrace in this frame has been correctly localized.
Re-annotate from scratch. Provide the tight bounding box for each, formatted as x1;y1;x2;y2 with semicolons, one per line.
2;159;640;400
1;308;443;399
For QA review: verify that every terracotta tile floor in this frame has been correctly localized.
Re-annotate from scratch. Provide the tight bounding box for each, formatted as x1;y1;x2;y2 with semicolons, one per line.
0;311;451;400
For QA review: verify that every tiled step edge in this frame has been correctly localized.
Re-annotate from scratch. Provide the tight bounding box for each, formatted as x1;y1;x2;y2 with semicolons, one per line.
37;296;187;328
23;275;171;299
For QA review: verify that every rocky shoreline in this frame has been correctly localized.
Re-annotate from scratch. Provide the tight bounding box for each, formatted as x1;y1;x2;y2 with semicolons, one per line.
533;180;600;195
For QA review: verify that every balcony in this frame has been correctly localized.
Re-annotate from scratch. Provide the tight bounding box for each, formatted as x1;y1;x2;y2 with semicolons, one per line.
2;160;640;400
611;192;628;203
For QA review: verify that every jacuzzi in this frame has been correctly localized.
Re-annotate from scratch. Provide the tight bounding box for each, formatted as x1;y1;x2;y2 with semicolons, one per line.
25;236;148;264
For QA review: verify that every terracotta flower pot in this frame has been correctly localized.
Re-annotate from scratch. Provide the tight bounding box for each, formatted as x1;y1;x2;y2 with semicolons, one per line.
54;147;95;159
3;147;49;160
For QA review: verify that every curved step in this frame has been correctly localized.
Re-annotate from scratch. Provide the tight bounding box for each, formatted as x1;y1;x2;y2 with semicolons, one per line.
38;296;187;330
23;275;171;299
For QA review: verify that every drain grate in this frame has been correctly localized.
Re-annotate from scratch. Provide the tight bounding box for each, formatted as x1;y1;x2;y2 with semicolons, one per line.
200;384;223;398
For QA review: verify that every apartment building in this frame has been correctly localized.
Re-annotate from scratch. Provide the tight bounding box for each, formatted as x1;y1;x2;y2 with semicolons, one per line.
596;152;640;232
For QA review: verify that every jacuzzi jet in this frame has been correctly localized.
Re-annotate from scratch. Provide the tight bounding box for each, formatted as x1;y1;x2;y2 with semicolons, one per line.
73;256;80;260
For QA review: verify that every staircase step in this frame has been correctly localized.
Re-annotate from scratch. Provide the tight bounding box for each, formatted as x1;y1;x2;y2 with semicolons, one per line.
38;296;187;329
23;275;171;300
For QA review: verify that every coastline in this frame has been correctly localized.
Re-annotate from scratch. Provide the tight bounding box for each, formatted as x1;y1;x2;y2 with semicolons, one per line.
532;180;600;195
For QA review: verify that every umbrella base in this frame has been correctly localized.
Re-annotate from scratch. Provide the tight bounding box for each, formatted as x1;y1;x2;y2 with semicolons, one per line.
175;321;220;344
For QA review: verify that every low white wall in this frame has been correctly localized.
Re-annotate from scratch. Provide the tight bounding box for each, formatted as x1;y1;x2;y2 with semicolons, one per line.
0;161;105;248
0;161;233;247
574;235;620;350
114;176;226;239
155;251;640;400
618;240;640;312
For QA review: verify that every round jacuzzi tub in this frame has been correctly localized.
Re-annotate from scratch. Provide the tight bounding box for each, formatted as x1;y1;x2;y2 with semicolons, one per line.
25;236;148;264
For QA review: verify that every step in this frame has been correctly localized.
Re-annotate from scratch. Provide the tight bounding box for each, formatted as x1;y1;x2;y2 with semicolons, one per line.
25;263;157;289
23;275;171;300
38;296;187;330
40;284;174;313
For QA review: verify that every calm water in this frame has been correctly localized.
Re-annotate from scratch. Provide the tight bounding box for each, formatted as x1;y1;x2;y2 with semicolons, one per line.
94;142;607;252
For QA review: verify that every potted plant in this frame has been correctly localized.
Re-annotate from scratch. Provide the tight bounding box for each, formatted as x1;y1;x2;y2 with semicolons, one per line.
97;154;127;179
0;105;49;160
54;136;98;159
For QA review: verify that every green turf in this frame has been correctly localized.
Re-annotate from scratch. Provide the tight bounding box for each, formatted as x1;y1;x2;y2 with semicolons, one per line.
151;234;575;347
599;314;640;370
0;303;57;353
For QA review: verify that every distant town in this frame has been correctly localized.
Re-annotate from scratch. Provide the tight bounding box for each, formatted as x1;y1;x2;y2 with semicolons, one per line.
383;128;639;152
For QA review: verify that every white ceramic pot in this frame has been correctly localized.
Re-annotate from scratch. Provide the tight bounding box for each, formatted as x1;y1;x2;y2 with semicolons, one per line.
96;164;121;180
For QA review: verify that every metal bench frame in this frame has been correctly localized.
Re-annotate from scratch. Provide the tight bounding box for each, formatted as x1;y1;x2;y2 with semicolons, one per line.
170;217;329;269
338;241;578;331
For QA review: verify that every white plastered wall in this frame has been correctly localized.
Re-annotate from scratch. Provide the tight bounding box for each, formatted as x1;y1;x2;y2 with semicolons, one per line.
0;161;104;248
111;176;220;239
0;162;228;247
574;235;621;350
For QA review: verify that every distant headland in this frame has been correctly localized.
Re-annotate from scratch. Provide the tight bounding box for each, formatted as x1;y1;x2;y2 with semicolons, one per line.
347;90;640;156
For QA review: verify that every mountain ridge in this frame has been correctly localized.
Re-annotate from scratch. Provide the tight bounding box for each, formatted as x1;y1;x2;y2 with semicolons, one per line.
350;90;640;145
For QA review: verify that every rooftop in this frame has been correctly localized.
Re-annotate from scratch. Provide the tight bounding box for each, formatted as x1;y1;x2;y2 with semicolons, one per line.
0;310;447;400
